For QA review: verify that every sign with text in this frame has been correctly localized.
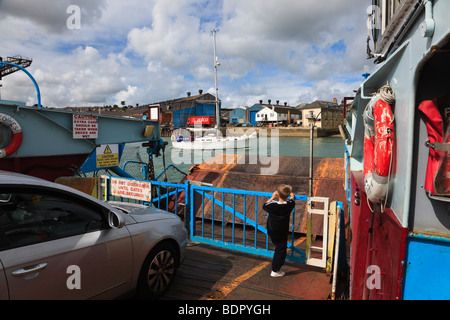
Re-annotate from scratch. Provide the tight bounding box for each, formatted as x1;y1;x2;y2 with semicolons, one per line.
110;177;152;201
96;144;119;168
73;115;98;139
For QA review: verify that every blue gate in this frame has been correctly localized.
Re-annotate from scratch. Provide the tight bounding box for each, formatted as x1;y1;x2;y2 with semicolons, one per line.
189;184;309;263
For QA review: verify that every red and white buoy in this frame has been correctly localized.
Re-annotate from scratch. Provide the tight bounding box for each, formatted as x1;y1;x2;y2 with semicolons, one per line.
363;85;395;205
0;113;23;158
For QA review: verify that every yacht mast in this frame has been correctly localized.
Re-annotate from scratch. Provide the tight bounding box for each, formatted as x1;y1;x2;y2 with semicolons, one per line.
213;29;221;128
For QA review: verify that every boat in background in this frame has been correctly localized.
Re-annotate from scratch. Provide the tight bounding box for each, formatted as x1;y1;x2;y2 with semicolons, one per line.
344;0;450;300
171;127;257;150
171;29;256;150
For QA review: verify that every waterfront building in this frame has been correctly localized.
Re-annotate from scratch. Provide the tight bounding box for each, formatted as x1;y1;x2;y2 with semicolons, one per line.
134;90;219;128
296;99;345;129
229;106;248;124
255;100;302;126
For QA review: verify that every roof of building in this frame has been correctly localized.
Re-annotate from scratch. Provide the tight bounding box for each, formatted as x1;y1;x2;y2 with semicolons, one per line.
258;105;302;114
296;100;343;110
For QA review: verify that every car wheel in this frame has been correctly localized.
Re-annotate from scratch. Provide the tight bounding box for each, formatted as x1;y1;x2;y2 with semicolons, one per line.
136;242;178;299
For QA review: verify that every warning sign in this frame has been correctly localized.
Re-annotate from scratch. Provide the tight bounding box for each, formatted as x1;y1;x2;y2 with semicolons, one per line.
73;114;98;139
96;144;119;168
110;177;152;201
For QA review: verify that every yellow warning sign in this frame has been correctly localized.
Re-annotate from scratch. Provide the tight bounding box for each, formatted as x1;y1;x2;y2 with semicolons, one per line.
96;144;119;168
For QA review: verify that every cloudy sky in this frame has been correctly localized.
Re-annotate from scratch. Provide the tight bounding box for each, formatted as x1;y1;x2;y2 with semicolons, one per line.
0;0;371;109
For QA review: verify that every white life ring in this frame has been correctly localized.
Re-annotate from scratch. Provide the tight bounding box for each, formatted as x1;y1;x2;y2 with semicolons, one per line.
0;113;23;158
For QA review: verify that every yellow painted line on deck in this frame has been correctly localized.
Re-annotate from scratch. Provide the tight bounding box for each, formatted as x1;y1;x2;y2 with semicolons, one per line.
208;261;270;300
294;236;306;246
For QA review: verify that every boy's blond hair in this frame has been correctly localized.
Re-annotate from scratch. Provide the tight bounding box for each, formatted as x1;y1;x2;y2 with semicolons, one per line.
277;184;292;200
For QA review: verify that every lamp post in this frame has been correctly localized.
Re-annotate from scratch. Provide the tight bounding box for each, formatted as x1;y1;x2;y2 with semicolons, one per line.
309;111;322;197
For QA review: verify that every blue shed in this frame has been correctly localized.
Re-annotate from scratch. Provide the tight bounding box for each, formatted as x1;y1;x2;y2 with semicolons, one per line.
229;107;247;124
160;92;219;128
247;104;264;125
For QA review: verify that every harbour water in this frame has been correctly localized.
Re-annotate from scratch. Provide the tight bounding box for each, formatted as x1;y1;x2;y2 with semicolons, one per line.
119;136;344;183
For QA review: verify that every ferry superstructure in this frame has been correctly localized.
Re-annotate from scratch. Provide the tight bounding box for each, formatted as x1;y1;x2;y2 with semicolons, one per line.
345;0;449;299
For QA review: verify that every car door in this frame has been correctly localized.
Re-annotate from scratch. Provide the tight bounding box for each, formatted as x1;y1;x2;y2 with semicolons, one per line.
0;188;134;300
0;259;8;299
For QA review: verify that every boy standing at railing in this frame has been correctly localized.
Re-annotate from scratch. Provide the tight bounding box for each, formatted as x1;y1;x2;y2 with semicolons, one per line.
263;184;295;277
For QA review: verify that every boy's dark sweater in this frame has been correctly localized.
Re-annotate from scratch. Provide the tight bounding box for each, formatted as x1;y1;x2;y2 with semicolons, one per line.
263;199;295;241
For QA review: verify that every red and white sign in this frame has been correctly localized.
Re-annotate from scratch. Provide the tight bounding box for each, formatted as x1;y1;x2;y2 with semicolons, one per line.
187;116;215;126
73;114;98;139
110;177;152;201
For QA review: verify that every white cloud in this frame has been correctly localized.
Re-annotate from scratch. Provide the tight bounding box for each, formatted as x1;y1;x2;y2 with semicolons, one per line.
114;85;138;105
0;0;106;33
0;0;370;109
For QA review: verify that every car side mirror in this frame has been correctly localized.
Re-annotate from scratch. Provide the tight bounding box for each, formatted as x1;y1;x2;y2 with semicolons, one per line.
108;211;125;229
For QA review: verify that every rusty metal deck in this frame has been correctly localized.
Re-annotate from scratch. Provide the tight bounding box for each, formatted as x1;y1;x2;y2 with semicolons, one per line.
165;241;332;300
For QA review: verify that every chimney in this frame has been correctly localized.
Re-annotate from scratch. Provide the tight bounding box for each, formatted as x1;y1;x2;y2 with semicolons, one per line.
187;92;191;97
259;100;263;104
333;97;337;104
199;89;203;95
268;99;271;105
284;102;288;106
276;100;279;105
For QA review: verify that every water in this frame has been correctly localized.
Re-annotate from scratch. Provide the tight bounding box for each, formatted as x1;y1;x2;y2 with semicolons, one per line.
119;136;344;183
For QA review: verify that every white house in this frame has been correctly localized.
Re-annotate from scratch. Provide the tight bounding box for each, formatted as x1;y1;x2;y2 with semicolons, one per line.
256;106;302;125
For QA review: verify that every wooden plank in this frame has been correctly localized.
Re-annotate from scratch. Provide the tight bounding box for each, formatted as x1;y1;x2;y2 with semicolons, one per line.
326;201;337;276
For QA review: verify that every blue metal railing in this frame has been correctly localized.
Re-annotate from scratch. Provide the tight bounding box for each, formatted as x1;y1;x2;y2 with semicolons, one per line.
101;175;189;217
100;175;340;266
189;184;308;263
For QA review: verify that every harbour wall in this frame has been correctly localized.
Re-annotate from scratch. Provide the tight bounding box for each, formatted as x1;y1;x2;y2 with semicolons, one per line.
163;127;338;137
225;127;336;137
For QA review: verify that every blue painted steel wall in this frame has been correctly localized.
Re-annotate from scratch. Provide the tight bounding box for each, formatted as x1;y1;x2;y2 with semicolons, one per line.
173;103;216;127
250;111;257;125
403;234;450;300
229;105;263;124
229;108;246;124
248;104;263;125
173;107;194;127
172;103;216;127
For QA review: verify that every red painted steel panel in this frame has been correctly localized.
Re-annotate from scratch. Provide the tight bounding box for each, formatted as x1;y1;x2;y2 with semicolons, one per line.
0;154;89;181
349;171;408;300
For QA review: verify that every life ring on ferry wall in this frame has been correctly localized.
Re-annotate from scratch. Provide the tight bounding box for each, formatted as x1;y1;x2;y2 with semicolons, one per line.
0;113;23;158
363;84;395;205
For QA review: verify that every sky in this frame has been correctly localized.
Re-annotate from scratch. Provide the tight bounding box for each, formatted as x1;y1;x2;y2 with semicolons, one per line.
0;0;372;109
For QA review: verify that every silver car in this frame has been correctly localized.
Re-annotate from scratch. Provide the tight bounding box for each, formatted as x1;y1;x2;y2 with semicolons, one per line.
0;171;188;299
